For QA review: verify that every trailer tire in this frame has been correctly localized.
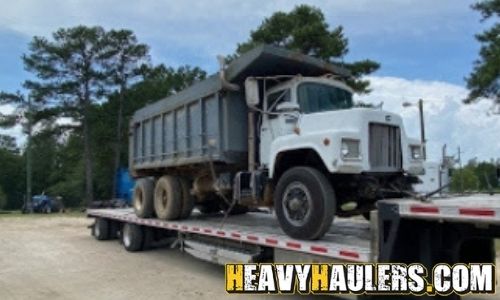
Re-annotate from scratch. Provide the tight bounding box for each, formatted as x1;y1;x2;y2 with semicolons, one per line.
154;176;182;220
274;166;335;240
133;178;155;218
94;218;110;241
122;223;144;252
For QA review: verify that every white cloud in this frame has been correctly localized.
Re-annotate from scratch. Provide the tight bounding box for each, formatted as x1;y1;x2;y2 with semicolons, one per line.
0;0;477;69
356;76;500;163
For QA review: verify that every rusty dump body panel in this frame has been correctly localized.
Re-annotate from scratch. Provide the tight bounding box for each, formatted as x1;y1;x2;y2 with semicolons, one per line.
129;45;350;175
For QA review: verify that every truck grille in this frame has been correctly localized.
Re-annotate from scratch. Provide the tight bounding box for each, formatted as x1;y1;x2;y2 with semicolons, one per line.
369;123;402;172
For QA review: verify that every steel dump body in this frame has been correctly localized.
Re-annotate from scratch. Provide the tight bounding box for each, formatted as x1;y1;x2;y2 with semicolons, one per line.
129;45;350;173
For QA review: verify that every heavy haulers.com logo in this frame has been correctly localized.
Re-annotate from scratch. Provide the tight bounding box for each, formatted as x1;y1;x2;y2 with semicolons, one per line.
225;263;495;296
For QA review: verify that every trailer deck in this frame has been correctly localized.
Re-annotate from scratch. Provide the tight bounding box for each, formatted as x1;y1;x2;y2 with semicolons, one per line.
88;194;500;264
87;208;374;262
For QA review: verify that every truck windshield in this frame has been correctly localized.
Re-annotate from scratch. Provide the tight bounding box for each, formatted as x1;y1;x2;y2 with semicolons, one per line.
297;82;353;114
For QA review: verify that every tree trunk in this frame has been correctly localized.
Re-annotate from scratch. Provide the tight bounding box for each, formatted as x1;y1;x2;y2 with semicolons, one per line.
111;87;125;199
83;102;94;205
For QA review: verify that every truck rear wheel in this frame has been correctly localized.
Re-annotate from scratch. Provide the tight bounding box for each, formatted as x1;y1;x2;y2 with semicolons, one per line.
154;176;182;220
274;166;335;240
178;178;194;219
93;218;110;241
133;178;155;218
122;223;144;252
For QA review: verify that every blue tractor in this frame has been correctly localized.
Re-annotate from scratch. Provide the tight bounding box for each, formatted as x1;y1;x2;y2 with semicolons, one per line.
31;194;64;213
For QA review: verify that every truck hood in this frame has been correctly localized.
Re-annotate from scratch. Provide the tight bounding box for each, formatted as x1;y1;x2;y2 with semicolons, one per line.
298;108;404;133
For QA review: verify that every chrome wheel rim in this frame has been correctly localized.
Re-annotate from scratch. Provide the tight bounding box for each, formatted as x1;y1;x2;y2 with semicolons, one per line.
282;182;312;227
123;226;131;247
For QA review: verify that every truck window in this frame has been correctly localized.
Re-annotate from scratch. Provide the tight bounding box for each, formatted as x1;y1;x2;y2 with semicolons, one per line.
267;89;291;112
298;82;353;114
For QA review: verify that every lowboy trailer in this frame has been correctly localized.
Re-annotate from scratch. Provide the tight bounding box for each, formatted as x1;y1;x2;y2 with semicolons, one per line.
88;194;500;299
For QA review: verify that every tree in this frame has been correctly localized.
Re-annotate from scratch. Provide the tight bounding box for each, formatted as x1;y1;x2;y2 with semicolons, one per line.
236;5;380;93
89;63;206;200
474;161;498;190
0;148;24;209
0;135;18;154
0;185;6;210
465;0;500;105
450;167;480;192
103;29;149;198
23;26;110;204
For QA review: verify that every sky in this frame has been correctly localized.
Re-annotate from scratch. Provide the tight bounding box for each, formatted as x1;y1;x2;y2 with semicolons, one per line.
0;0;497;162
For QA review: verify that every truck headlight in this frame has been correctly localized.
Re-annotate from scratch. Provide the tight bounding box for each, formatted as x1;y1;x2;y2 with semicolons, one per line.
341;139;361;159
410;145;422;160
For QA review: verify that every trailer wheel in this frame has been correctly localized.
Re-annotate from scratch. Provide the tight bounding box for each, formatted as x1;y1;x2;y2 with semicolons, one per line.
154;176;182;220
178;178;194;219
122;223;144;252
94;218;110;241
133;178;155;218
274;166;335;240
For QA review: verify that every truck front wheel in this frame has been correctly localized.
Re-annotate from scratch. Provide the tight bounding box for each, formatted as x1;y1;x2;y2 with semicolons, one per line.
274;167;335;240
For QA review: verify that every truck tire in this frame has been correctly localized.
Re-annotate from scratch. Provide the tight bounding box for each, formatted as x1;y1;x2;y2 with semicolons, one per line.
178;178;194;219
154;176;182;220
94;218;110;241
274;166;335;240
133;178;155;218
122;223;144;252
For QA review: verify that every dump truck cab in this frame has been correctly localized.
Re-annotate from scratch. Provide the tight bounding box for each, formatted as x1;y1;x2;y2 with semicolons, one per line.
258;76;423;176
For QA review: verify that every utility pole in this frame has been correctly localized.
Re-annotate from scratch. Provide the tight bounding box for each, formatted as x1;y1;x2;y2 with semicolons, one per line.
458;146;464;194
439;144;446;195
25;96;33;213
418;99;426;160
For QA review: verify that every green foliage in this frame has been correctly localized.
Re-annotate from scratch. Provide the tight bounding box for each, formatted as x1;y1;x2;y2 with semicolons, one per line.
473;161;499;190
0;148;24;209
0;185;6;210
450;166;481;192
236;5;379;93
0;134;19;154
465;0;500;104
22;25;111;203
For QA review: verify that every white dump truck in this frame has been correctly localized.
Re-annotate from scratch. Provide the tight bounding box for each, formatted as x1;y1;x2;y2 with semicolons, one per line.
129;45;424;240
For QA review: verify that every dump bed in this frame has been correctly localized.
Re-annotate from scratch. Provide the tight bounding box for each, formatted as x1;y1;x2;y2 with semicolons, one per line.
129;45;350;173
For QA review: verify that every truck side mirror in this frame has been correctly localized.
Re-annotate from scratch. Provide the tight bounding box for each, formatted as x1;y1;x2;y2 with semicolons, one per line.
276;102;300;113
244;78;260;107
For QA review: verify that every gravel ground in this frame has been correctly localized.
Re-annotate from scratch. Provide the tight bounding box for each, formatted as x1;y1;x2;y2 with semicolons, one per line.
0;214;497;300
0;215;305;300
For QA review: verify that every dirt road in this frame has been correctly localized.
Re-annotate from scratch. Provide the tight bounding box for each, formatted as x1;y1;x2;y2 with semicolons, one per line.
0;215;497;300
0;215;306;300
